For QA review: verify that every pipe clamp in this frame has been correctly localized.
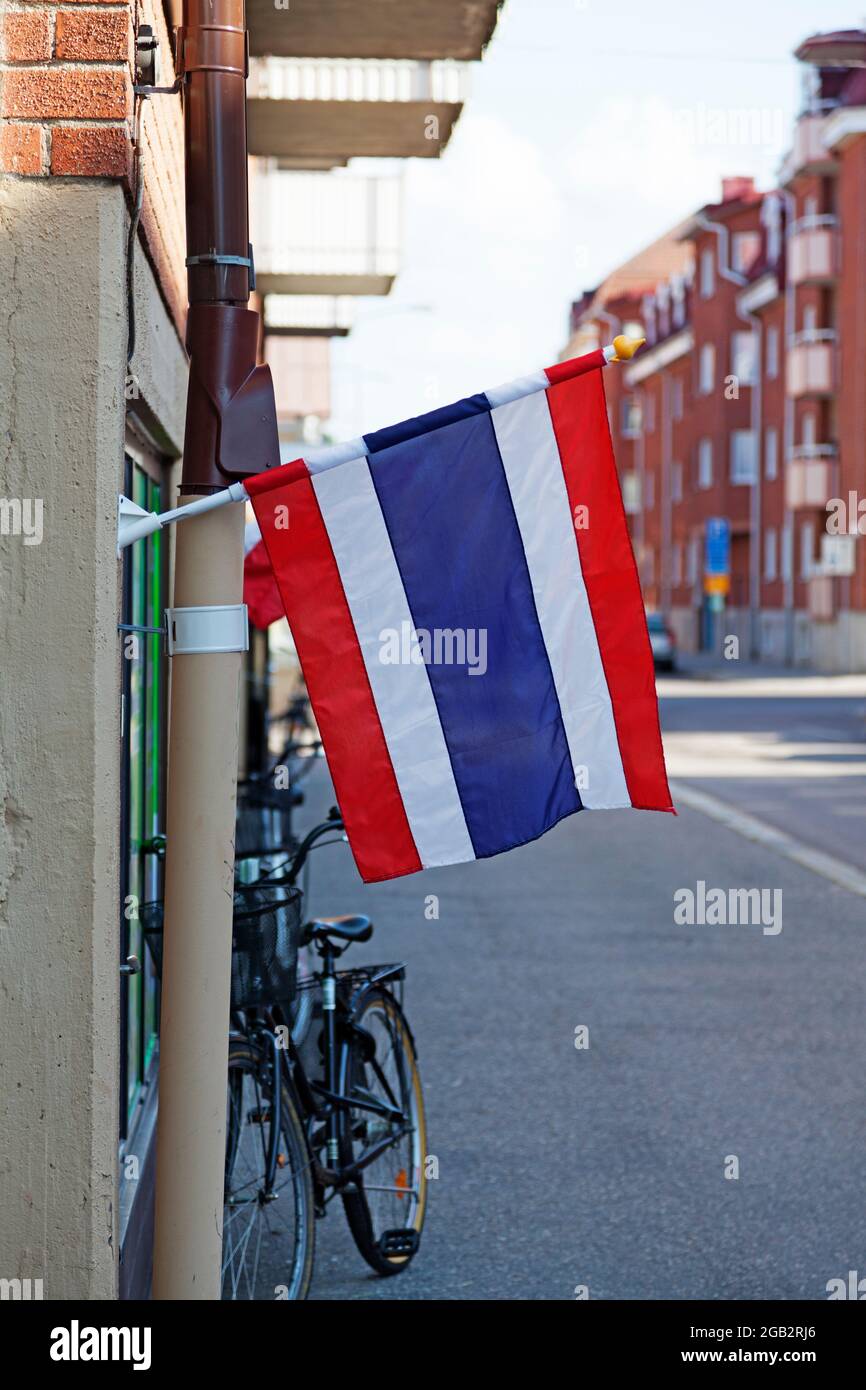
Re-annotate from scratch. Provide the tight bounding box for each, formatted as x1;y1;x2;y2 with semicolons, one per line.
165;604;249;655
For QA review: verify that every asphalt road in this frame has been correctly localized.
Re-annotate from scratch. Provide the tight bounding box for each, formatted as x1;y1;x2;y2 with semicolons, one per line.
293;662;866;1301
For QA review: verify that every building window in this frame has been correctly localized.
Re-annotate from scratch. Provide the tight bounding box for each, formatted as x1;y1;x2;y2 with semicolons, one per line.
765;427;778;480
766;326;779;379
731;331;757;385
621;471;641;514
802;411;816;447
697;438;713;489
700;247;715;298
730;430;758;484
782;521;793;582
800;520;815;579
672;461;683;503
764;527;778;581
732;231;761;276
644;393;656;433
621;397;642;438
699;343;715;395
671;377;684;420
687;536;699;585
120;451;167;1136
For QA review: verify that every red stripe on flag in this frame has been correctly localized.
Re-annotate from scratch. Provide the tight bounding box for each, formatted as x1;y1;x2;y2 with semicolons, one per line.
544;347;606;386
546;369;674;812
245;458;309;497
250;477;423;882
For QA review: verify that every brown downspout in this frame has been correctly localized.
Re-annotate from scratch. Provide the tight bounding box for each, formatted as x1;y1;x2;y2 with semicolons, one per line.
152;0;278;1299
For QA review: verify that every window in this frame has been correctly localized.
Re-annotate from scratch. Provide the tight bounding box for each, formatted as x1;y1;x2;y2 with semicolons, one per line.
687;536;699;585
765;427;778;481
644;393;656;433
672;377;684;421
120;451;167;1136
803;412;816;447
700;247;715;298
731;331;757;385
732;231;761;275
800;520;815;578
672;461;683;503
697;438;713;489
621;397;642;438
764;527;778;581
621;471;641;514
699;343;716;395
782;521;793;582
803;303;817;335
730;430;758;484
766;326;779;379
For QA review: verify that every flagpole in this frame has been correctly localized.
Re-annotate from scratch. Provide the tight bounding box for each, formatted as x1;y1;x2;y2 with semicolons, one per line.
117;337;646;551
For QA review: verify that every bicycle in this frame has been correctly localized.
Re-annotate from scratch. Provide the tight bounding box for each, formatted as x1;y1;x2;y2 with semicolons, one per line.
142;809;427;1301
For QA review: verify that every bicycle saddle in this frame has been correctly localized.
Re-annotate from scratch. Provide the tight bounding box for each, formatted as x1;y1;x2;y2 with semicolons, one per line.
304;915;373;944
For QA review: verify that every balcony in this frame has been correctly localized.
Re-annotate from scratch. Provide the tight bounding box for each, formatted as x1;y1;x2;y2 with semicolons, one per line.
785;444;836;510
780;113;836;185
786;330;836;398
264;296;354;338
788;216;839;284
247;58;469;165
246;0;502;61
251;169;401;297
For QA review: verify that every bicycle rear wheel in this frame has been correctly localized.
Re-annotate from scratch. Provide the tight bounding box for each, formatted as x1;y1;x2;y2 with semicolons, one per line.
222;1039;315;1300
338;988;427;1276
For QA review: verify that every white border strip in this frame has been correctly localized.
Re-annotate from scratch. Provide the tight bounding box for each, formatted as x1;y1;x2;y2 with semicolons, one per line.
491;390;630;809
312;457;475;869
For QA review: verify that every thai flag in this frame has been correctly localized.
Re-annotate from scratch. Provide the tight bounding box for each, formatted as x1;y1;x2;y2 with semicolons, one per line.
243;347;673;883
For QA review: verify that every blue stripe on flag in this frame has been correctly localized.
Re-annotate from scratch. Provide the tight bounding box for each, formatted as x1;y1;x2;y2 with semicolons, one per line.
368;409;581;859
364;393;490;455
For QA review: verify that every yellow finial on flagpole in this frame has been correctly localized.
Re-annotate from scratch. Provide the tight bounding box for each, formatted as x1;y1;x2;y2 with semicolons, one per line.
610;334;646;362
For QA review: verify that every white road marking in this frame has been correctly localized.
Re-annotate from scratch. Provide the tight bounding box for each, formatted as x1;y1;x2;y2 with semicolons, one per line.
669;780;866;900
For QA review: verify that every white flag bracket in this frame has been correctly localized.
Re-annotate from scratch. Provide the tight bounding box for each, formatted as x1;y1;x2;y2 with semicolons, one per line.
117;482;249;556
115;338;647;555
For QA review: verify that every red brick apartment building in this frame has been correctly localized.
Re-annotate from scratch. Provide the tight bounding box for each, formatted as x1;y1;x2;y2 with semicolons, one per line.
565;29;866;671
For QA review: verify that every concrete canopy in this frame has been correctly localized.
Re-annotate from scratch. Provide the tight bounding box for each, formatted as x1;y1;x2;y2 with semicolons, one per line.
247;0;501;61
257;272;395;296
247;99;462;161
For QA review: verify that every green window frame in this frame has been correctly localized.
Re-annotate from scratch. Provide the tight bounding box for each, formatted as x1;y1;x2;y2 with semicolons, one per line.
120;452;167;1137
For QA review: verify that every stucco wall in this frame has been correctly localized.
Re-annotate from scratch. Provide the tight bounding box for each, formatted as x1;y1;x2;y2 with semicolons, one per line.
0;178;184;1299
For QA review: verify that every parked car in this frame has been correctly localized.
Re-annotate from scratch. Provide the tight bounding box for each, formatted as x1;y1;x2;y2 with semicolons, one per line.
646;611;677;671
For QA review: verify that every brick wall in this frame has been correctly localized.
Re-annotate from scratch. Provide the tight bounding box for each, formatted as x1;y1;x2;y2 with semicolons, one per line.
0;0;186;332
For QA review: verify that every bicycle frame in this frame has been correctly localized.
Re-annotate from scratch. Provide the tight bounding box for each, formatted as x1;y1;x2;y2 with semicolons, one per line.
244;957;411;1208
229;812;414;1209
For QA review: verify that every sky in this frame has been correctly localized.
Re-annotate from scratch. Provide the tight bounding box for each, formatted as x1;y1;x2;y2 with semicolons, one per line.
327;0;866;442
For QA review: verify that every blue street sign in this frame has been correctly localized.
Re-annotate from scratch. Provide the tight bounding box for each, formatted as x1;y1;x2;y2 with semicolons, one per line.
705;517;731;576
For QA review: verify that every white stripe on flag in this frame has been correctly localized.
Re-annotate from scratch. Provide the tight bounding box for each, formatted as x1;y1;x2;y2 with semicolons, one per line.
312;458;475;868
491;390;631;809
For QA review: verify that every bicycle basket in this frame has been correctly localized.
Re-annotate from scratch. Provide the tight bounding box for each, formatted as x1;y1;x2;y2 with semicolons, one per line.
140;880;303;1012
236;781;299;857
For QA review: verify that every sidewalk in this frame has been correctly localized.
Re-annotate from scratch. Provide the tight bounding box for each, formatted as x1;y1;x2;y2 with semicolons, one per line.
665;651;866;695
